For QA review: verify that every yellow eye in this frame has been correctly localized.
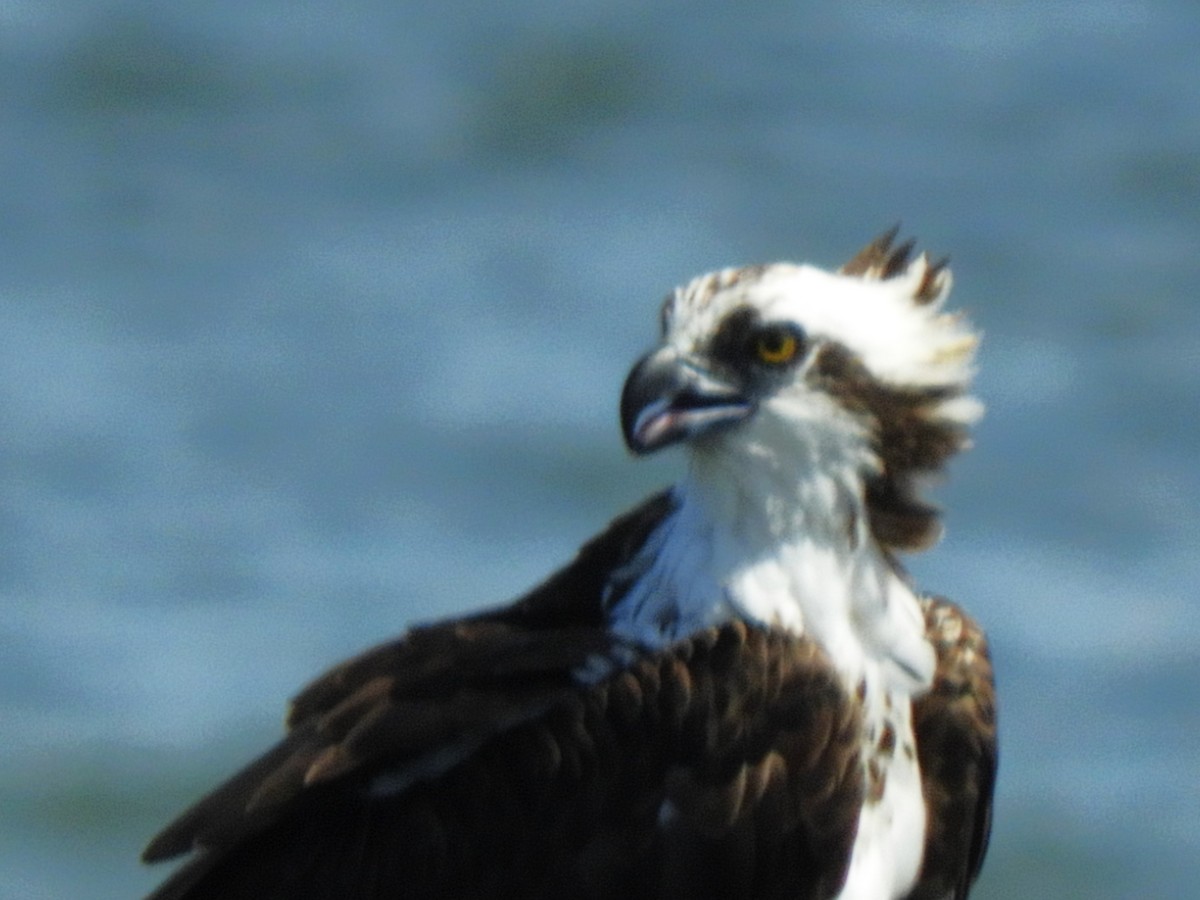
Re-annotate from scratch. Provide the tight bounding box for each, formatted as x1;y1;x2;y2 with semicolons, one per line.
754;329;799;366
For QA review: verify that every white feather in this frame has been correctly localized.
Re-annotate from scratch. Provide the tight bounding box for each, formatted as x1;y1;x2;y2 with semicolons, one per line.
668;257;978;409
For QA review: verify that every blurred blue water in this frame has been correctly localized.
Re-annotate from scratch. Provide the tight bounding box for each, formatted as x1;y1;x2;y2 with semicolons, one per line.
2;3;1198;897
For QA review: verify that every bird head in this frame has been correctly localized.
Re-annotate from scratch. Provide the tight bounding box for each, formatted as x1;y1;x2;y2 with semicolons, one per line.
620;229;981;551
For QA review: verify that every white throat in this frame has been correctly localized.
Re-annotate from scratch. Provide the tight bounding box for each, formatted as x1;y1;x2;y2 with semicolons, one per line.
607;436;935;696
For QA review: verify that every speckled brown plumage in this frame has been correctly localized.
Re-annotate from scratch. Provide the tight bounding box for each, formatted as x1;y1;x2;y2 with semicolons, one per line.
143;499;867;900
908;596;997;900
143;499;995;900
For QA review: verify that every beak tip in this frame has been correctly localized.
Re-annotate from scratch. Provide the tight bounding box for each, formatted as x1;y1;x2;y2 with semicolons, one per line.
619;349;752;456
621;397;668;455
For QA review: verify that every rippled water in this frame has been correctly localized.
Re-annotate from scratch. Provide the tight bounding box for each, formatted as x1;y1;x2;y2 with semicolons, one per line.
2;3;1198;897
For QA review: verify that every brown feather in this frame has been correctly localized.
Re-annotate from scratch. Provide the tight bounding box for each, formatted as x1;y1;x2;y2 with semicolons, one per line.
143;621;864;900
143;504;993;900
141;494;672;873
914;256;950;304
909;596;997;900
810;343;970;551
840;226;950;306
143;492;869;900
839;225;902;277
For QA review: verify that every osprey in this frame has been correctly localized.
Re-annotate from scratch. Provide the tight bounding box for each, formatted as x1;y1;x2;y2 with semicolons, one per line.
143;230;995;900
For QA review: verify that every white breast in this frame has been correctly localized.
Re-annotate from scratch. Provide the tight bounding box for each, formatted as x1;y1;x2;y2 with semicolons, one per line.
835;676;927;900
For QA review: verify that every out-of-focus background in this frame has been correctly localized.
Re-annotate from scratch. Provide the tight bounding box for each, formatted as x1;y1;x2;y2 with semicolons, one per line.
2;3;1197;897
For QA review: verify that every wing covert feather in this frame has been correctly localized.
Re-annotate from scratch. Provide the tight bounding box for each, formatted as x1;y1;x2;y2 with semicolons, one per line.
144;621;861;900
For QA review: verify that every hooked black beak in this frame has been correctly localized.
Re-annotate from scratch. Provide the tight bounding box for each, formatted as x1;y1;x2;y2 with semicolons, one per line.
620;348;755;455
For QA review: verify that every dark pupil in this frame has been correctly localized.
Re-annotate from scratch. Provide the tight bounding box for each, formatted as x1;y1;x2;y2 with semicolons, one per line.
761;330;786;352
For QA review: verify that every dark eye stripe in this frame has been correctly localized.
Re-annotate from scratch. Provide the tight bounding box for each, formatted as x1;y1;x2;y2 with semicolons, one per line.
709;307;762;368
709;307;807;374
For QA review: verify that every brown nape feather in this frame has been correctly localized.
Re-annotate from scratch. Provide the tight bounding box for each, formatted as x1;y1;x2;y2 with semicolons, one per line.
839;226;948;306
143;622;864;900
839;225;900;276
837;225;915;280
909;597;997;900
913;255;950;304
810;344;970;551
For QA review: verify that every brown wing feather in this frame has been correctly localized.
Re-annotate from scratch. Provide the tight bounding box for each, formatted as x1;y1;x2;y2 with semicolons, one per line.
144;620;862;900
143;492;673;870
145;619;859;900
908;596;997;900
144;489;864;899
283;488;675;730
